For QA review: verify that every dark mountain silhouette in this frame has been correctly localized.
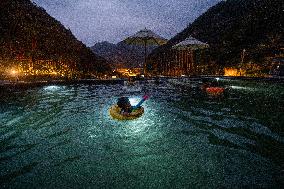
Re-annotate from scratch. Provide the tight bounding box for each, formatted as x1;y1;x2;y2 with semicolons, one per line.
150;0;284;68
91;41;158;69
0;0;110;77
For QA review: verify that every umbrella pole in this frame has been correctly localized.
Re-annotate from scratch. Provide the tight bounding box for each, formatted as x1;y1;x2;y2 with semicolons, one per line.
144;40;147;76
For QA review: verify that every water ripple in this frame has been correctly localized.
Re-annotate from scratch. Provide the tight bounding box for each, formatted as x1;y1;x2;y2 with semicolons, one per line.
0;82;282;188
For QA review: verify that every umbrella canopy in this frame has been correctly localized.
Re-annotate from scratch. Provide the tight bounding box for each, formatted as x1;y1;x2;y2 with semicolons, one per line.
122;28;167;75
172;36;209;50
123;28;167;46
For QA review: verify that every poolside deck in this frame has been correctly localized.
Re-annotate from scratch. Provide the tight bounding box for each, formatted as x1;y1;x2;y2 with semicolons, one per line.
1;76;283;90
0;79;126;90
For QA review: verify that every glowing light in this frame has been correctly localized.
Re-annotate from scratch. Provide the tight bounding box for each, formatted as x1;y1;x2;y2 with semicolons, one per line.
112;76;117;79
215;77;220;81
10;69;17;75
231;86;244;89
224;68;242;76
129;97;140;106
44;85;61;91
230;86;256;91
128;73;137;77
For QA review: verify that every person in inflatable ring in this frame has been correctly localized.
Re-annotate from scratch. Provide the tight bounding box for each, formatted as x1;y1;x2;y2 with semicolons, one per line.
117;97;132;115
117;95;149;116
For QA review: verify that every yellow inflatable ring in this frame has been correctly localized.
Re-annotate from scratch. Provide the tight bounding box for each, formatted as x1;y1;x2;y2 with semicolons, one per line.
109;105;144;120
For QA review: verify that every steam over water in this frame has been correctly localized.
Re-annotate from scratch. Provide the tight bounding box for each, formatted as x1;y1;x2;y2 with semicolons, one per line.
0;80;283;188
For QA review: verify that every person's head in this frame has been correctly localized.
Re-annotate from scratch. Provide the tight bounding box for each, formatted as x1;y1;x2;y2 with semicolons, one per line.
117;97;131;109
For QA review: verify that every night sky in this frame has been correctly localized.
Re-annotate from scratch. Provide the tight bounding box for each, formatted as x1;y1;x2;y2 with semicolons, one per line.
31;0;222;46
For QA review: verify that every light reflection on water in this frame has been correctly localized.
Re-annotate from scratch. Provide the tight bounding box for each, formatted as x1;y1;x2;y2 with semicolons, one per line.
43;85;63;91
230;85;256;91
0;81;283;188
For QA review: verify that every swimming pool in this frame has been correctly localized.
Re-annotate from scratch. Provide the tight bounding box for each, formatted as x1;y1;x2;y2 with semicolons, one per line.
0;79;283;188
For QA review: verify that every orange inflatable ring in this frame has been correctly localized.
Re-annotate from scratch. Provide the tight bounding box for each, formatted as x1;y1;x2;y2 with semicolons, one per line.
206;87;225;96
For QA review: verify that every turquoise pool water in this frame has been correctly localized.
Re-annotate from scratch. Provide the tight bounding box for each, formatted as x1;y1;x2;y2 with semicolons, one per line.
0;80;283;188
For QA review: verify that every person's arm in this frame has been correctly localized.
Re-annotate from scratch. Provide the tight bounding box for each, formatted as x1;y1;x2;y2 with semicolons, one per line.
132;95;149;110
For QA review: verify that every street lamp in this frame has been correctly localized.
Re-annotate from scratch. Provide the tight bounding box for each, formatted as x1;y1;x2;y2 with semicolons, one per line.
239;49;246;76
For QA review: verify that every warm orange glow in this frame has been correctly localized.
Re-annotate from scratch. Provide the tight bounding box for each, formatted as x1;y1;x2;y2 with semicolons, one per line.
0;58;84;80
115;68;142;77
224;68;242;76
128;73;137;77
10;69;18;76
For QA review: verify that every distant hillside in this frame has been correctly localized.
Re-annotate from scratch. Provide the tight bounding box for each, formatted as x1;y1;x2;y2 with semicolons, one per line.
91;41;157;69
151;0;284;68
0;0;110;77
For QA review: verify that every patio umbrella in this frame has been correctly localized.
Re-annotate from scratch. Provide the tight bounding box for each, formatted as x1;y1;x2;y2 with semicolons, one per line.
172;36;209;50
172;36;209;75
123;28;167;75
